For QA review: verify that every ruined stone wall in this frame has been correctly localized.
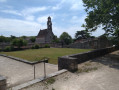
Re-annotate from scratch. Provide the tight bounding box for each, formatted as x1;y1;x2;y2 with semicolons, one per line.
69;38;112;49
58;46;118;72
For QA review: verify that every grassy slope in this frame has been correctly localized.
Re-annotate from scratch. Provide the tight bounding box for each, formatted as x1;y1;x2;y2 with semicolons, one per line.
0;48;92;64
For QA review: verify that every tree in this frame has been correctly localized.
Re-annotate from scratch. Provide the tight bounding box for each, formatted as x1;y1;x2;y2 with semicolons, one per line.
82;0;119;35
21;36;27;39
11;39;27;49
0;36;10;42
59;32;72;45
75;30;91;40
30;37;36;43
10;35;16;40
52;35;59;43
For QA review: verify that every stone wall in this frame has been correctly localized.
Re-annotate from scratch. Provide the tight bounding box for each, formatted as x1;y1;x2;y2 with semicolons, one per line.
0;43;62;50
0;76;6;90
69;37;112;49
58;46;119;72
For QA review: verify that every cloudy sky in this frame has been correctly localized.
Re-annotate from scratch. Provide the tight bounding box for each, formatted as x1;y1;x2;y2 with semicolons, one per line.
0;0;105;37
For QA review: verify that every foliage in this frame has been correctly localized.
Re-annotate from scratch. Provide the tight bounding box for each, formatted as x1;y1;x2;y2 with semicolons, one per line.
10;35;16;40
4;46;12;52
30;36;36;43
11;38;27;49
60;32;72;45
82;0;119;36
32;44;40;49
0;36;11;42
44;44;50;48
46;78;55;85
0;48;2;52
75;30;91;40
21;36;27;39
52;35;59;43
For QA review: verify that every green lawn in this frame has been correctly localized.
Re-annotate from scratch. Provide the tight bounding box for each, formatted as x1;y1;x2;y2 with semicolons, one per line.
0;48;92;64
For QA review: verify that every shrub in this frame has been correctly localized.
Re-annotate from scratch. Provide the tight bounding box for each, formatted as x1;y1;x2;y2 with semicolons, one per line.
10;46;15;51
34;44;39;49
11;38;27;49
0;48;2;52
4;46;11;52
44;44;50;48
30;37;36;42
31;46;35;49
31;44;40;49
46;78;55;85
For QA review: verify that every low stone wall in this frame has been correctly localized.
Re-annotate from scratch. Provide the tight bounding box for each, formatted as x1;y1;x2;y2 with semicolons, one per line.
0;76;6;90
58;46;119;72
0;54;48;65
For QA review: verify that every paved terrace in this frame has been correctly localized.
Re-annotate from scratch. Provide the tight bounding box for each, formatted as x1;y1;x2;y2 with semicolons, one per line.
0;56;58;88
22;50;119;90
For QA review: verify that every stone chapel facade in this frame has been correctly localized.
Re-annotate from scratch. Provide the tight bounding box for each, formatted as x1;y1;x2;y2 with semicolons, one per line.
36;16;54;43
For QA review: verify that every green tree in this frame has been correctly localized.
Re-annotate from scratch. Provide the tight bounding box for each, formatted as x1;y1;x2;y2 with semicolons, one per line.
60;32;72;45
11;39;27;49
21;36;27;39
52;35;59;43
0;36;10;42
75;30;91;40
82;0;119;35
10;35;16;40
30;37;36;43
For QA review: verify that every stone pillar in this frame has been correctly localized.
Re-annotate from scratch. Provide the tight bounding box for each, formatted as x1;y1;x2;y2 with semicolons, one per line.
0;76;6;90
58;56;78;72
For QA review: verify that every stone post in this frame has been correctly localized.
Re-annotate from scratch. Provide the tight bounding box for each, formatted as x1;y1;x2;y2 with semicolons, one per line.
58;56;78;72
0;76;6;90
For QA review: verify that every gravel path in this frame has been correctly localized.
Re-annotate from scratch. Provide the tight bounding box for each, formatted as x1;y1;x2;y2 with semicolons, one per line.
0;56;58;88
22;50;119;90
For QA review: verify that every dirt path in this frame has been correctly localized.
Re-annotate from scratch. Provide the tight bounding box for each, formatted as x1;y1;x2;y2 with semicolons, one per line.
22;50;119;90
0;56;58;88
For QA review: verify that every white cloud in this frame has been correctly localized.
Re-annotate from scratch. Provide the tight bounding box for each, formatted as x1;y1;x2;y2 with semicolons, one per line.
70;0;84;11
37;13;55;23
0;18;44;36
0;0;7;2
53;25;84;38
25;15;34;21
0;6;48;21
1;10;22;16
37;16;48;24
21;7;47;15
52;0;84;11
52;4;61;10
70;15;86;24
52;0;65;10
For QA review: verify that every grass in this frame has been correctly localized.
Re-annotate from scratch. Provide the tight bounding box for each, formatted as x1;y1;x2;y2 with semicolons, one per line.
77;67;98;73
46;78;55;85
0;48;92;64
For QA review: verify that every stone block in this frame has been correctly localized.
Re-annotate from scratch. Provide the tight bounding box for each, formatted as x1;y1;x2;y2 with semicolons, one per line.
0;76;6;90
58;56;78;72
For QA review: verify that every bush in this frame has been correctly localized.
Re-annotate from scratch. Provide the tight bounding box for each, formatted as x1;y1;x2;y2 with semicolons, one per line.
44;44;50;48
31;46;35;49
31;44;40;49
10;46;15;51
0;49;1;52
4;46;15;52
4;46;11;52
